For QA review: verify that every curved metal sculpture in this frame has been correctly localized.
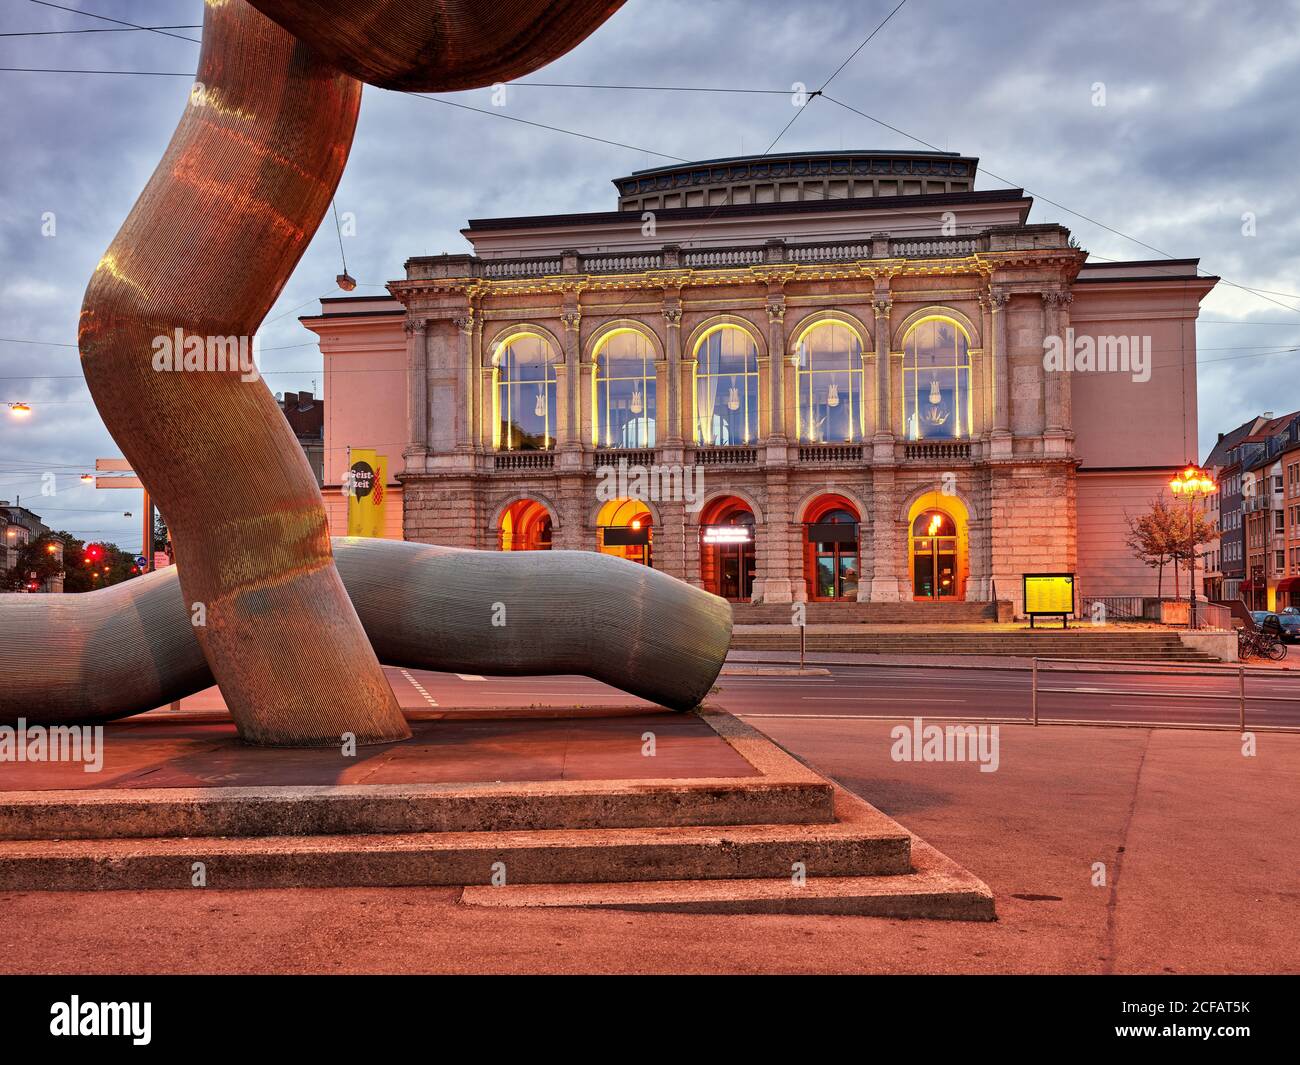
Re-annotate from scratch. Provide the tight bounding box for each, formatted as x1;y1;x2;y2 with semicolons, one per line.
74;0;626;746
0;540;731;727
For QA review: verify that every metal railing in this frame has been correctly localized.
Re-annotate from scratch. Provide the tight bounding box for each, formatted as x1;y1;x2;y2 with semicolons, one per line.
1030;657;1296;731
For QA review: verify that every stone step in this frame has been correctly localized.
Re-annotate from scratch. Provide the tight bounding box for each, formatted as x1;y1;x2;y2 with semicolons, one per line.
0;787;912;892
460;838;994;921
0;775;836;842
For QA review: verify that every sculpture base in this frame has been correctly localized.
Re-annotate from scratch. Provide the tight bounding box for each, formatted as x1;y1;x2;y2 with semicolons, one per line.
0;707;993;920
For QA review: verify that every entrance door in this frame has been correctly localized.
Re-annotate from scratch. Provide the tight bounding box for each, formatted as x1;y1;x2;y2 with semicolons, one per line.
719;541;755;600
807;505;860;600
911;509;960;600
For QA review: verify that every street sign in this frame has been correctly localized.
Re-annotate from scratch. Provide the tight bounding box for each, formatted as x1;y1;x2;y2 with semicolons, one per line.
135;556;148;569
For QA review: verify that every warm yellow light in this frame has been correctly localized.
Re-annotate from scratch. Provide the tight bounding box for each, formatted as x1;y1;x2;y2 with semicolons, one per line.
8;402;31;418
46;543;57;554
631;518;642;530
1170;479;1183;493
80;474;94;484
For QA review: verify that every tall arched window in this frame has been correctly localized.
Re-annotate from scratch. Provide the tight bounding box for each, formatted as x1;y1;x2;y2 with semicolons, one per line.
902;317;971;440
796;321;865;443
493;332;557;451
594;329;656;448
694;325;759;446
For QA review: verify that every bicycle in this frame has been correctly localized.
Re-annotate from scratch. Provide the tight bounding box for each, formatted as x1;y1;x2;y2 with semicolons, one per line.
1238;628;1288;661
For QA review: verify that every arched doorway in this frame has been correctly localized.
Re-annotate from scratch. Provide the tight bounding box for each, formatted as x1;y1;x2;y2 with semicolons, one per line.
907;493;969;601
596;496;653;566
803;495;860;601
700;496;756;601
499;499;552;551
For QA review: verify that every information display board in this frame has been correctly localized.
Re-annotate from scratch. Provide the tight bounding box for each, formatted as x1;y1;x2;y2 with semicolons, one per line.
1023;573;1076;628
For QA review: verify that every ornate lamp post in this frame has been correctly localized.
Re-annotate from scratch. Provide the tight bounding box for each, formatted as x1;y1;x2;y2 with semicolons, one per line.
1170;465;1216;627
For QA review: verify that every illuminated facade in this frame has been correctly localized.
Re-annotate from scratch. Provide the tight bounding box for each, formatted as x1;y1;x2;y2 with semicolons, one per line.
303;150;1217;615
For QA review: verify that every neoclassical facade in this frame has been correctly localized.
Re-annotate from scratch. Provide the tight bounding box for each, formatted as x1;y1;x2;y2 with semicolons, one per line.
302;150;1215;615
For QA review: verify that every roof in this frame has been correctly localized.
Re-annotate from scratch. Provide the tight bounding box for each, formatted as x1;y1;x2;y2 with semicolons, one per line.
463;186;1029;233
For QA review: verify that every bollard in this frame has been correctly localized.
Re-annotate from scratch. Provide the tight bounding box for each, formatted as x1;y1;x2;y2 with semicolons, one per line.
1239;665;1246;732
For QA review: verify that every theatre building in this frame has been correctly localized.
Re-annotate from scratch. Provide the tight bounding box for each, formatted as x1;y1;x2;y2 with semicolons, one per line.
302;150;1215;616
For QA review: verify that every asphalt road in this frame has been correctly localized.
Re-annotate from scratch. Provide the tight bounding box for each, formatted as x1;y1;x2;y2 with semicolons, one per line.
378;661;1300;730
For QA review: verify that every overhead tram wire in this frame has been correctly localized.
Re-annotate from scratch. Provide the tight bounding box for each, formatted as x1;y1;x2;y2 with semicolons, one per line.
819;92;1300;317
7;4;1295;331
25;0;202;44
0;25;201;38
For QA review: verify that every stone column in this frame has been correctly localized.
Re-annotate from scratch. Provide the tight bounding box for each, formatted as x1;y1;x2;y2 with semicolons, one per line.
977;294;993;438
662;300;683;446
453;312;474;452
990;289;1012;458
402;316;429;473
479;367;495;450
868;468;901;601
1052;291;1073;446
470;316;484;451
766;296;787;442
560;308;581;450
871;295;894;464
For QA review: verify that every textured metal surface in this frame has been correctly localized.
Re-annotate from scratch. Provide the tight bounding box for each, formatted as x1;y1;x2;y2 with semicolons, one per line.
0;540;733;726
70;0;624;747
77;1;406;747
247;0;626;91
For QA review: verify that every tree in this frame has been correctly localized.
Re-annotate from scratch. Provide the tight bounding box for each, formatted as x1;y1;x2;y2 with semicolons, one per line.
1125;498;1179;597
2;531;140;593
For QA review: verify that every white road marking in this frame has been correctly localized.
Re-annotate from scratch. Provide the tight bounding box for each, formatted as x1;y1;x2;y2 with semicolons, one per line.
802;696;966;703
455;674;486;681
398;669;439;707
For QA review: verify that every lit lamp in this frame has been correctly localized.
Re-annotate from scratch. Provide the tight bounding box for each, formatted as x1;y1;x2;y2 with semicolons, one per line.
1169;464;1216;626
80;474;94;484
8;402;32;418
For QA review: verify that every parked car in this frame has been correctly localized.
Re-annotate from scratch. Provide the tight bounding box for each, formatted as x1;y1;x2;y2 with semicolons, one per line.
1274;613;1300;643
1250;611;1300;642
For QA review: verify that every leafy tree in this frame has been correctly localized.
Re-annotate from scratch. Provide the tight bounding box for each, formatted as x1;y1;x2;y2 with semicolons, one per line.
1126;495;1218;600
2;531;140;593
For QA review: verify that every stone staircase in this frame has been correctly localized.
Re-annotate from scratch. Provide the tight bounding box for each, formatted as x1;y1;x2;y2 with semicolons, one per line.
0;710;994;919
735;601;1006;624
730;628;1218;661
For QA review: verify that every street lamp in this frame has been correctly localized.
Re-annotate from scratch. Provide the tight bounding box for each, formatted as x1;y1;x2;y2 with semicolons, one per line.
7;402;32;418
1170;464;1216;628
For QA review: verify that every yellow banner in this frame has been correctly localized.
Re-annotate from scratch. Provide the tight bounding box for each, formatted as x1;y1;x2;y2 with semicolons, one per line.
1024;574;1075;615
346;449;386;537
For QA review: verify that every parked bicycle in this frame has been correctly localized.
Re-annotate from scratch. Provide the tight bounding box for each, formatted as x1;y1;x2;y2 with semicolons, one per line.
1238;627;1288;661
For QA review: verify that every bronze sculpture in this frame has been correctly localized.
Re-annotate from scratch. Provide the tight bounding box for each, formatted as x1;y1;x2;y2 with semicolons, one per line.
53;0;733;747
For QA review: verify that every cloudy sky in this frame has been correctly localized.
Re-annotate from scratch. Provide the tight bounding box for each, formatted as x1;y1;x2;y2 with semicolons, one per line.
2;0;1298;552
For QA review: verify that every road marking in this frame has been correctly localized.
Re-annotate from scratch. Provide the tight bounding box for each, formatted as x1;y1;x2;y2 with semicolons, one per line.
398;669;439;707
802;696;966;703
455;674;486;681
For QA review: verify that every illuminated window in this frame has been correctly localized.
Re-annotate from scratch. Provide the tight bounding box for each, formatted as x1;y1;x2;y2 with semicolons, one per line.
796;321;864;443
493;332;557;451
694;326;759;446
902;317;971;440
594;330;656;448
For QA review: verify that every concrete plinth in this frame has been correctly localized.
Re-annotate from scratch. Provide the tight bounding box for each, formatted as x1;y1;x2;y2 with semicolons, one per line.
0;707;994;919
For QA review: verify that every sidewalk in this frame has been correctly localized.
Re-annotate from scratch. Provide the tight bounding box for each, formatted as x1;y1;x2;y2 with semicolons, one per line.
0;722;1294;973
726;648;1300;672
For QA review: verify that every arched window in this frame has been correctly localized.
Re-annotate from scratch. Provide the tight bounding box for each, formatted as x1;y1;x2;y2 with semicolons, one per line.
594;330;656;448
902;317;971;440
694;325;759;446
796;321;864;443
493;332;557;451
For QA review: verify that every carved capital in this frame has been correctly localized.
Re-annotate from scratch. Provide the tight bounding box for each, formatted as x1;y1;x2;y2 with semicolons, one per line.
560;310;582;331
871;298;892;320
452;313;474;334
990;292;1011;311
662;306;683;327
403;317;427;337
765;301;786;324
